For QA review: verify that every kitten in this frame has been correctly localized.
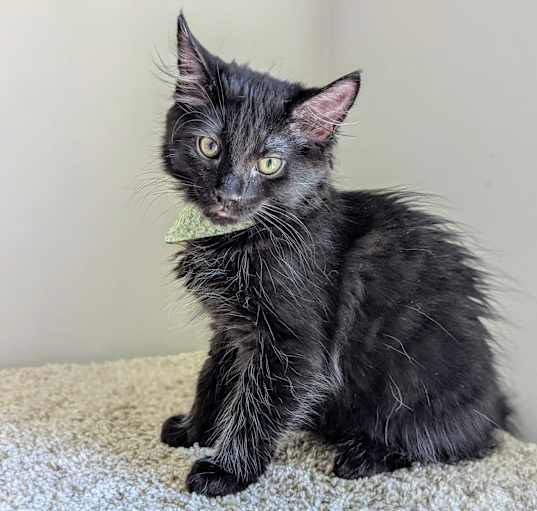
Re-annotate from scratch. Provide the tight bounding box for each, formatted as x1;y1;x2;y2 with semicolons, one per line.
159;14;510;497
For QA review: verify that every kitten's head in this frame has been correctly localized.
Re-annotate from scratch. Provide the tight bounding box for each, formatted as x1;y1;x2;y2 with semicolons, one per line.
162;14;360;224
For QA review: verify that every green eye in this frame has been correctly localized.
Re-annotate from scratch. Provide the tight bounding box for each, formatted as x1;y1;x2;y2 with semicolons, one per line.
257;156;284;176
197;136;220;158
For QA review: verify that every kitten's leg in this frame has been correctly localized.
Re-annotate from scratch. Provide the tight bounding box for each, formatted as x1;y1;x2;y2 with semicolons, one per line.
186;336;325;497
333;434;411;479
161;335;235;448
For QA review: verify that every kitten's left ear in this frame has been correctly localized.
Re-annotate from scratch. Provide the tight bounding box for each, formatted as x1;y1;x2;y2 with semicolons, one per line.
291;71;361;142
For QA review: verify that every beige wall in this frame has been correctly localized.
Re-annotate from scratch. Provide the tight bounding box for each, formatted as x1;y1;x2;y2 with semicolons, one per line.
0;1;329;366
1;2;535;440
328;1;537;441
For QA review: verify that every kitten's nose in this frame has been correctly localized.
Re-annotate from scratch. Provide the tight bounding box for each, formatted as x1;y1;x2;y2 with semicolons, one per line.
215;174;242;204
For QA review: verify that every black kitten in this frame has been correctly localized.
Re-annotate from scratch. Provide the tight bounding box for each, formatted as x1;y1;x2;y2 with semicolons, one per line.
160;14;510;497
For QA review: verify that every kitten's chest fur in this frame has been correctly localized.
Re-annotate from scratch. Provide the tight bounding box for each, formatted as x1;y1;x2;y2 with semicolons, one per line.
176;224;338;339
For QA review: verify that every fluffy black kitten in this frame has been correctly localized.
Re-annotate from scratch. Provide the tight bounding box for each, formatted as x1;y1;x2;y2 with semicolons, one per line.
160;14;510;497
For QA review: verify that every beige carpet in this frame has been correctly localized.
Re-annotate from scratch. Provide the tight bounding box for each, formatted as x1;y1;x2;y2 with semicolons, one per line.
0;351;536;511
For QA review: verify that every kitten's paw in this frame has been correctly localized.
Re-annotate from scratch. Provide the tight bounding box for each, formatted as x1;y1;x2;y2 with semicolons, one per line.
160;414;193;448
186;457;251;496
333;440;410;479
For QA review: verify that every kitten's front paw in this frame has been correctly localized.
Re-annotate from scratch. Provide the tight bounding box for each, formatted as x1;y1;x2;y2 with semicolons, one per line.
160;414;192;448
186;457;251;496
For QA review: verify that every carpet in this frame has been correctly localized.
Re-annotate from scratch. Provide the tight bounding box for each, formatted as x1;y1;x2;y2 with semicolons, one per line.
0;351;536;511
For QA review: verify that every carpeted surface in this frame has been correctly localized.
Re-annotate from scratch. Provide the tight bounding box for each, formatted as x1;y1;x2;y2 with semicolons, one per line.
0;351;536;511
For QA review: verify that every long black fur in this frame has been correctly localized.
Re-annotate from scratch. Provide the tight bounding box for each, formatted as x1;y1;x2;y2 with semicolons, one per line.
159;14;510;497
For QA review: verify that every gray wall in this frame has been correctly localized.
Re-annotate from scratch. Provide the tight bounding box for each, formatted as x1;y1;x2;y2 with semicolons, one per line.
1;2;535;440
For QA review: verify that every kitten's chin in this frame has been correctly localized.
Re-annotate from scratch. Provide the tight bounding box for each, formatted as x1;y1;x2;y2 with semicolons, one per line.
203;207;254;226
207;214;241;226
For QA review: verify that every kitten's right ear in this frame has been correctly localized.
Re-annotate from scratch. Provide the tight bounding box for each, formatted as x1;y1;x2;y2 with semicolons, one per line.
176;13;213;106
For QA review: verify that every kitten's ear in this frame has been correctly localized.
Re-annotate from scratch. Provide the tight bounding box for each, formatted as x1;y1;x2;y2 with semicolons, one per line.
176;13;213;106
291;71;361;142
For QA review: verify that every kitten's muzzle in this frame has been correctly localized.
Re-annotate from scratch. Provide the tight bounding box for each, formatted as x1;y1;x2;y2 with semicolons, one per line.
214;174;243;205
208;196;256;225
210;174;244;220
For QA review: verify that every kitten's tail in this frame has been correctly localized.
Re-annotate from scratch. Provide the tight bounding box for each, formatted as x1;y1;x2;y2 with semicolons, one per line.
498;393;518;436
